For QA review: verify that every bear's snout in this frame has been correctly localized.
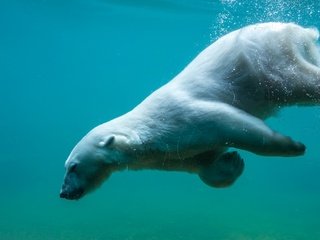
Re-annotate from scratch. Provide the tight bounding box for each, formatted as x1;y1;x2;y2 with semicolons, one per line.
60;172;84;200
60;184;84;200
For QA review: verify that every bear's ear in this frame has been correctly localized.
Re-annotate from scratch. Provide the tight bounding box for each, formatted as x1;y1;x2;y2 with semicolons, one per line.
98;135;115;148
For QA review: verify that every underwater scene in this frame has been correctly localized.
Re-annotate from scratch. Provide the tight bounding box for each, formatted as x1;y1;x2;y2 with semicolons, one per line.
1;0;320;239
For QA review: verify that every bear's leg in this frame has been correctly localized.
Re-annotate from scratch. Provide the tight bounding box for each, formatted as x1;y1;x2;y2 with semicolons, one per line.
193;101;306;156
198;151;244;188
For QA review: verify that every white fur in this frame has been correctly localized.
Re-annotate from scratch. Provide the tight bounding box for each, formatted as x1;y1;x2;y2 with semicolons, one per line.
60;22;320;200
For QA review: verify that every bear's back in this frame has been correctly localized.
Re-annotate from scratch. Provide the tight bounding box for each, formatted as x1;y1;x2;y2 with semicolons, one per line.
169;22;320;118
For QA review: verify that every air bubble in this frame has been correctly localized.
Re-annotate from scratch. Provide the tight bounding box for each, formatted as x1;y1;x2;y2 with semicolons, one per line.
210;0;320;41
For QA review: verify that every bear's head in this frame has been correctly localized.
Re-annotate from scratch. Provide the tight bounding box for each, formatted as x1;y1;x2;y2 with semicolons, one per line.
60;129;132;200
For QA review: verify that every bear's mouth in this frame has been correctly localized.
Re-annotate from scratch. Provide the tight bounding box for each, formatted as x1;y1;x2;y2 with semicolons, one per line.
60;187;84;200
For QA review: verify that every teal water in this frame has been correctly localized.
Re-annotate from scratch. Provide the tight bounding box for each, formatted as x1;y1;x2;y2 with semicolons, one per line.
1;0;320;239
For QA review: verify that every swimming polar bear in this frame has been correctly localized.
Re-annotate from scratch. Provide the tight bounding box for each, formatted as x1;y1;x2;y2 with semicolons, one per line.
60;22;320;200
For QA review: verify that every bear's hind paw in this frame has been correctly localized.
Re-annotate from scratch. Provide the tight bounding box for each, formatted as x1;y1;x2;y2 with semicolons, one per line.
198;151;244;188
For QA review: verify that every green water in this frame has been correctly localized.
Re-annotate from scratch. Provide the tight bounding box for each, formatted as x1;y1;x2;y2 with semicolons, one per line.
1;0;320;239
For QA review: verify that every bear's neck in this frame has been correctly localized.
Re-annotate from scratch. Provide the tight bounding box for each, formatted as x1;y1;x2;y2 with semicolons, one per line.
102;110;194;167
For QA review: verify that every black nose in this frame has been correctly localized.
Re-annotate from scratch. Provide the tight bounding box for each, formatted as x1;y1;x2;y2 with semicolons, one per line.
59;187;84;200
60;190;68;199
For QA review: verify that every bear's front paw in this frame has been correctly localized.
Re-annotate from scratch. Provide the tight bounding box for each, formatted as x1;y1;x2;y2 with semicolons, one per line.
291;141;306;155
272;133;306;156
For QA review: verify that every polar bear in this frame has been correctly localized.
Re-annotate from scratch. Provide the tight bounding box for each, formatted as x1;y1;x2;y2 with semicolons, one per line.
60;22;320;200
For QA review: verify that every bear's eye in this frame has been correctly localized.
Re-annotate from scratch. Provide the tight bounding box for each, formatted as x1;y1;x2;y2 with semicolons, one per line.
69;162;78;172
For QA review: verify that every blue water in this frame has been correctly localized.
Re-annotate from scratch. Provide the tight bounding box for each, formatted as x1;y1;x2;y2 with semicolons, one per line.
1;0;320;239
